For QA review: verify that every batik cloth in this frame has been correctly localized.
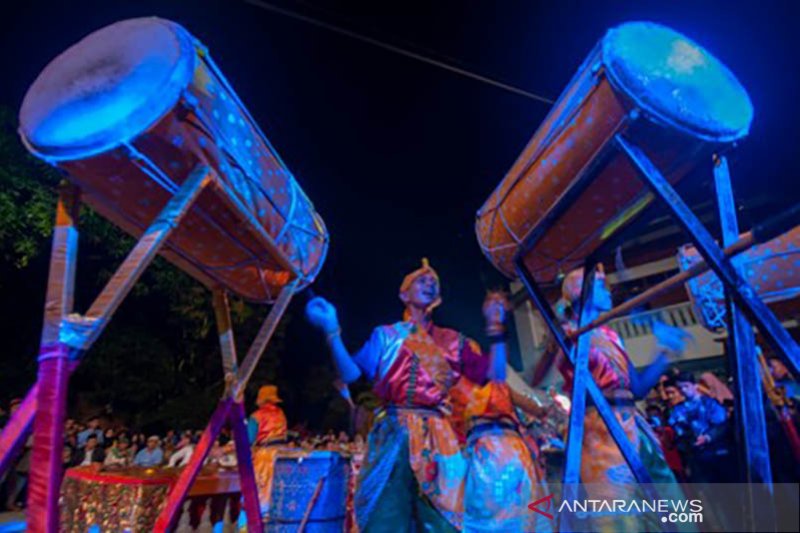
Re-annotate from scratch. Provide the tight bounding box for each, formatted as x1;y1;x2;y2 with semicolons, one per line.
352;321;487;530
559;326;679;486
451;378;551;532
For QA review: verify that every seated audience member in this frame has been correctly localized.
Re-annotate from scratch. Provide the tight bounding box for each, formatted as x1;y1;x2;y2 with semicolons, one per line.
218;441;237;468
104;437;132;468
73;434;105;467
77;416;104;448
667;372;734;482
167;434;196;468
133;435;164;467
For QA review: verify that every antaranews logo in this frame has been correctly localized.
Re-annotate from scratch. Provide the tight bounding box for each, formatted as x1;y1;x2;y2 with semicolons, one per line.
528;495;703;524
528;494;556;520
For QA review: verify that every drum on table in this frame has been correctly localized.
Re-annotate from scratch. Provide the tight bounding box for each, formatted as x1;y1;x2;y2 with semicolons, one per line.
476;21;753;282
267;450;350;532
678;226;800;330
19;17;328;302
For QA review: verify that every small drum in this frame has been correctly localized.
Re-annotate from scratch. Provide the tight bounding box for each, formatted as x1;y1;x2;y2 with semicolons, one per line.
476;22;753;282
678;226;800;330
19;17;328;302
267;450;350;532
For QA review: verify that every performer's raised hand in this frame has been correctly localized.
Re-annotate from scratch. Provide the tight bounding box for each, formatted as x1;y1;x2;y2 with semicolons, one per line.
305;296;340;334
482;290;509;336
653;320;692;359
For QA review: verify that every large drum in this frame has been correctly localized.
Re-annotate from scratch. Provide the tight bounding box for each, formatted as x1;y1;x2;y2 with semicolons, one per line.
19;17;328;302
476;22;753;282
678;226;800;330
267;450;350;532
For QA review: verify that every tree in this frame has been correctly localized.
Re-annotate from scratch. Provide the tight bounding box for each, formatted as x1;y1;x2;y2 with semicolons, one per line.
0;106;290;430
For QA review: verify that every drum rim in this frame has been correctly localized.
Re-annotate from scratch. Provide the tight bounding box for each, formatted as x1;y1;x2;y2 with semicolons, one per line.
19;17;196;162
602;21;753;144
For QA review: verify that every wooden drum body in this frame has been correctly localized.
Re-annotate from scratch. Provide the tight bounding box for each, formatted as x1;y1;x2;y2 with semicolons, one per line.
19;17;328;302
679;226;800;330
476;22;753;282
267;450;350;532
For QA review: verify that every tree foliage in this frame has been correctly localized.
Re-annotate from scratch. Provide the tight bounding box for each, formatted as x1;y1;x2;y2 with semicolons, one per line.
0;106;297;431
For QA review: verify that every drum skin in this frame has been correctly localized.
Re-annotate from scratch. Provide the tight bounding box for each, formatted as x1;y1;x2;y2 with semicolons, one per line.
476;22;753;283
267;450;350;532
19;18;328;302
678;226;800;331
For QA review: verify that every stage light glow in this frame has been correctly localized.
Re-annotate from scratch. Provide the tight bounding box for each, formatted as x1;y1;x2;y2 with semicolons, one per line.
603;21;753;142
19;18;196;161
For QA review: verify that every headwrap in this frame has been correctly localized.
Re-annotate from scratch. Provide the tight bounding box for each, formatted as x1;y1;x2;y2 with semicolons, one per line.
256;385;283;406
398;258;442;315
561;264;608;304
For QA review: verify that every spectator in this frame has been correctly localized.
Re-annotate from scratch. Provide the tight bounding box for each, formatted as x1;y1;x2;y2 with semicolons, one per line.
662;376;686;411
77;417;104;448
164;429;178;448
646;404;685;482
666;372;733;482
218;441;237;468
104;437;132;468
73;434;105;467
133;436;163;467
103;428;117;449
167;435;195;468
769;357;800;401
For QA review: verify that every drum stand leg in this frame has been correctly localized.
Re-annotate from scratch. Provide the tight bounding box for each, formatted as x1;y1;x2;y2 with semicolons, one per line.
230;400;263;532
0;384;38;481
26;183;80;533
617;135;800;372
618;136;785;526
16;167;211;533
714;155;775;529
155;281;297;533
514;255;657;531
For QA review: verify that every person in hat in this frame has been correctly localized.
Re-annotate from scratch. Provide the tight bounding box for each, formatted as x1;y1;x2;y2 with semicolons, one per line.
306;258;500;531
248;384;287;514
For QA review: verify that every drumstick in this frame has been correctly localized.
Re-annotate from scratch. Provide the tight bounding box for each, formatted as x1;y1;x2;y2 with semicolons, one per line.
568;204;800;338
298;465;331;532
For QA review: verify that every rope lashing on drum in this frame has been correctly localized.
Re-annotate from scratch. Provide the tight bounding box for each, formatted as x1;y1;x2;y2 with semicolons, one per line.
243;0;555;105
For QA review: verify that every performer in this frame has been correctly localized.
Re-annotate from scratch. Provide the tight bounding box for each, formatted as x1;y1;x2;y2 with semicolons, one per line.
248;384;288;514
306;259;491;531
530;265;688;489
449;291;551;532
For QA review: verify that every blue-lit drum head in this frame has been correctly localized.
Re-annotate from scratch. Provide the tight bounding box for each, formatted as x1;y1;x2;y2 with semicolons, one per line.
603;22;753;142
19;17;195;160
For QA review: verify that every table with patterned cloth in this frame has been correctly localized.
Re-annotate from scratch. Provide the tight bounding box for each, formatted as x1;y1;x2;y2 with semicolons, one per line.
59;466;241;532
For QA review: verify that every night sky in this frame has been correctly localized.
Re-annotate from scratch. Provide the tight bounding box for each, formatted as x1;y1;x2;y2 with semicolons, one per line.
2;1;799;416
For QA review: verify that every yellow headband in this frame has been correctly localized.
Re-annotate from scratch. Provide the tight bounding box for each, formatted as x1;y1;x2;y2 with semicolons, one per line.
399;258;442;315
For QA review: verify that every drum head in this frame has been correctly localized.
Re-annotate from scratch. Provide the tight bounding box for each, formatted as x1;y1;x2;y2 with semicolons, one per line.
19;17;195;160
603;22;753;142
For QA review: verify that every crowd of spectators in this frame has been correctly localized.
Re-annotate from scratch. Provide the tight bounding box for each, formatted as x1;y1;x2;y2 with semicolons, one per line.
0;405;367;512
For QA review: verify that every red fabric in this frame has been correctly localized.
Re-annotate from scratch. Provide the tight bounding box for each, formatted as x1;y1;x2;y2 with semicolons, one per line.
64;468;173;486
28;344;70;533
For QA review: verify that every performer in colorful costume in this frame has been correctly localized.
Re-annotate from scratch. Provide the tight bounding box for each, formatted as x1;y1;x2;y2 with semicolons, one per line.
248;385;288;514
306;259;491;531
543;266;687;489
449;293;551;532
